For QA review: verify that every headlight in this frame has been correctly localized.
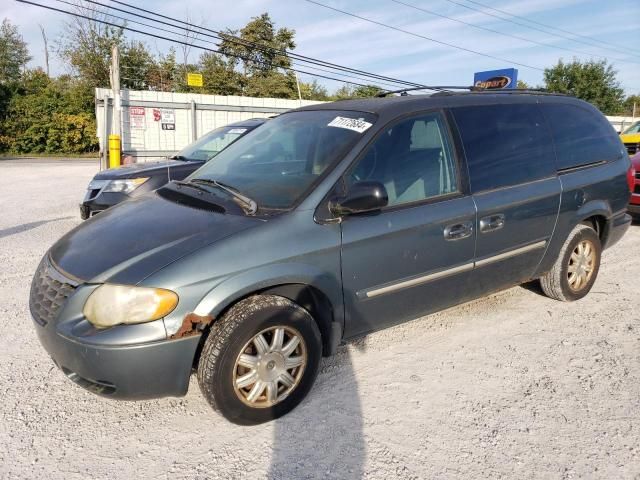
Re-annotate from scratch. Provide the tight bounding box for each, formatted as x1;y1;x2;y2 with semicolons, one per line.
83;284;178;328
102;178;149;194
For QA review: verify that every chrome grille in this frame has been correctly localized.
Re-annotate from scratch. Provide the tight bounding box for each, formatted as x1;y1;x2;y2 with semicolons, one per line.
29;256;79;326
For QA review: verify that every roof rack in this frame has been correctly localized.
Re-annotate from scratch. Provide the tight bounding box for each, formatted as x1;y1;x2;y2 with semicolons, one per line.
376;86;478;97
377;86;563;98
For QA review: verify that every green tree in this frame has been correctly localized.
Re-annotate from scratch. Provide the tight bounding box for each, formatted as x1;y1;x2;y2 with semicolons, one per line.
220;13;294;75
0;18;31;126
146;49;179;91
219;13;297;99
299;79;329;100
330;83;383;100
543;59;625;114
622;94;640;116
0;18;31;84
199;52;244;95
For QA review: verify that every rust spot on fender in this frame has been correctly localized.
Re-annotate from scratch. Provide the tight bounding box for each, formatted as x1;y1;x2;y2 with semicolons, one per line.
171;313;214;339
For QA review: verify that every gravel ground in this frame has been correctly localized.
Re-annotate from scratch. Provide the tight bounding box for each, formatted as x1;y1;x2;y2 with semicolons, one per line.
1;161;639;479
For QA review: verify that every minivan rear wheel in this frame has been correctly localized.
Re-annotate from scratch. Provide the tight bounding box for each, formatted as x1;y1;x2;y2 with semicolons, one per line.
540;224;601;301
197;295;322;425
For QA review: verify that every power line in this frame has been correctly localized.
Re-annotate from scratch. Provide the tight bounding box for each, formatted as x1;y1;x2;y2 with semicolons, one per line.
461;0;640;57
101;0;430;90
303;0;545;71
440;0;640;59
390;0;640;65
53;0;405;89
17;0;387;89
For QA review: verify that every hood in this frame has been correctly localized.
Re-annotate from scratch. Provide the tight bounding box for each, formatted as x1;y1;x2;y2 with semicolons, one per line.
49;192;262;284
630;152;640;169
94;159;203;179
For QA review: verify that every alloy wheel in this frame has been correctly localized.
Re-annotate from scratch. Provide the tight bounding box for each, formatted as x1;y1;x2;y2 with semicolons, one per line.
567;240;595;291
233;326;307;408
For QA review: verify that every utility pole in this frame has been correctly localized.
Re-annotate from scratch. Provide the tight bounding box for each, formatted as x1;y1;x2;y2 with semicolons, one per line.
110;44;121;137
295;72;303;107
39;25;49;77
108;44;122;168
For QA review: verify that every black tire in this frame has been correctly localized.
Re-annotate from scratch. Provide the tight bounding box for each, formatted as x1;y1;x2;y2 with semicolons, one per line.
539;224;601;302
197;295;322;425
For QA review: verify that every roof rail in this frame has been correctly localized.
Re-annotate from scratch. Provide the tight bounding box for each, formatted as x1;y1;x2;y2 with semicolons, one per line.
377;86;569;98
376;86;478;97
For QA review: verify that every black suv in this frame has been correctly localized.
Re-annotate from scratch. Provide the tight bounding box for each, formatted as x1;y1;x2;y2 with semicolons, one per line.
80;118;266;219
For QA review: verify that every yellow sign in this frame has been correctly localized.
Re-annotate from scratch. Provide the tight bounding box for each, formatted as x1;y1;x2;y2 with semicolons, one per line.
187;72;203;87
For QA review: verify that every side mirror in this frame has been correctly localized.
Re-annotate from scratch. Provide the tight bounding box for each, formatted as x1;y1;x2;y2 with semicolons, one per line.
329;181;388;216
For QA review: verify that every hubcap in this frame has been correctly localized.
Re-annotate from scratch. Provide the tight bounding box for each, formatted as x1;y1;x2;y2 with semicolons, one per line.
567;240;595;291
233;326;307;408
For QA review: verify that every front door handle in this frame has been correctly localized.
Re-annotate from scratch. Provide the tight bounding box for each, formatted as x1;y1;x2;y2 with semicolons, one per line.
479;214;505;233
443;221;473;241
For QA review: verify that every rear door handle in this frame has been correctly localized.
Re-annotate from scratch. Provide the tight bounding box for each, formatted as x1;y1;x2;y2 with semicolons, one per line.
479;214;505;233
443;221;473;241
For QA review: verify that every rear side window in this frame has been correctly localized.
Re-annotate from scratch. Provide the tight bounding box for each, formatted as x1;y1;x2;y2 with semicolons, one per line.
541;103;623;170
452;104;556;192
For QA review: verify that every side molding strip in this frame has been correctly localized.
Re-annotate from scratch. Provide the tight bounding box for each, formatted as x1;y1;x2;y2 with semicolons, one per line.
363;262;475;299
475;240;547;267
360;240;547;299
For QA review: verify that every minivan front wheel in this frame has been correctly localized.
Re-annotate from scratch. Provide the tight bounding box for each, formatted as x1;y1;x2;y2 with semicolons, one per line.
197;295;322;425
540;224;601;301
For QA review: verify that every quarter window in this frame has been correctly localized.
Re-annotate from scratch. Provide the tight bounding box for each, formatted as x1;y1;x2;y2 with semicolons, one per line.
452;104;556;192
348;112;458;207
541;103;623;170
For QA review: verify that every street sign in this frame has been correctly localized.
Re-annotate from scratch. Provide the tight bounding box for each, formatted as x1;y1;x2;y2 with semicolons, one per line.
129;106;146;129
160;109;175;130
474;68;518;89
187;72;203;87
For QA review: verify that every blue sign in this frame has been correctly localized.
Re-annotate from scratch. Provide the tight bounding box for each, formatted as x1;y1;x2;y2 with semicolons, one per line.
474;68;518;89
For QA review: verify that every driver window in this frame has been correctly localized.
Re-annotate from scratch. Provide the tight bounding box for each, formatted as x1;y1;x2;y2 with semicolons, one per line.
348;112;458;207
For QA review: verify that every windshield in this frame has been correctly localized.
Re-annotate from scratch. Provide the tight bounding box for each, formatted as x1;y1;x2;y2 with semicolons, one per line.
623;122;640;135
188;110;377;210
174;124;256;161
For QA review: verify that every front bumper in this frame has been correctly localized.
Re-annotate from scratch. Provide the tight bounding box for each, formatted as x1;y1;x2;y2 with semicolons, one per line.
30;266;201;400
80;191;130;219
33;320;200;400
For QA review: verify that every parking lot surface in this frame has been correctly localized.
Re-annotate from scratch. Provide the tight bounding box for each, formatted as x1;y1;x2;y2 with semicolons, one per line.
1;160;639;479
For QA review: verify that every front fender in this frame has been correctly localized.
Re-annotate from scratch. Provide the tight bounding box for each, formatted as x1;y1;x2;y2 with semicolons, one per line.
193;262;343;324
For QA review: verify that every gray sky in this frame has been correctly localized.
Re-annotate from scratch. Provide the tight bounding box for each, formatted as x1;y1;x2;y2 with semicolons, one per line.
2;0;639;94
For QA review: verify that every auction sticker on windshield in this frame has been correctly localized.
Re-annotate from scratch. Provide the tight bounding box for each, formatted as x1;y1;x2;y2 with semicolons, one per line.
228;128;247;134
327;116;372;133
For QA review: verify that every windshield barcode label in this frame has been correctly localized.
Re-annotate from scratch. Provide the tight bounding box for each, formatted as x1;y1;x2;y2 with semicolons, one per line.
327;116;372;133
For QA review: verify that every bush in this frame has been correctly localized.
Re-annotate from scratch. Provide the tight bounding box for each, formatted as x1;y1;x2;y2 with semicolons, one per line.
0;70;98;154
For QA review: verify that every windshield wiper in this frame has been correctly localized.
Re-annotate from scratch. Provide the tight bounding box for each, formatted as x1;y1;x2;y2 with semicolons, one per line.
190;178;258;215
172;180;210;194
169;155;191;161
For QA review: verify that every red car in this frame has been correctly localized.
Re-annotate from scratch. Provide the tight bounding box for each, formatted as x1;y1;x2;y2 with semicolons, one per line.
629;152;640;217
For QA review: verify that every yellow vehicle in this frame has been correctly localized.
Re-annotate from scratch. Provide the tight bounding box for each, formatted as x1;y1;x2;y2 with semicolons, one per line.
620;121;640;156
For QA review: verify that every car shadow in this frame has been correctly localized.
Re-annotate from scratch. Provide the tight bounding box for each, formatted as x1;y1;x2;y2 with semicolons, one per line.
0;217;74;240
520;279;545;296
267;344;365;479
